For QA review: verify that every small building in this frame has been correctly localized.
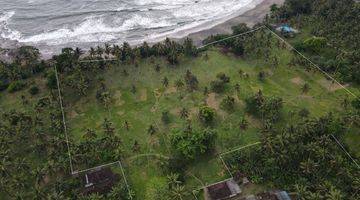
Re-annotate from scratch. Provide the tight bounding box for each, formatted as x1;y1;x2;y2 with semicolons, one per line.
81;167;119;195
275;25;299;34
204;178;242;200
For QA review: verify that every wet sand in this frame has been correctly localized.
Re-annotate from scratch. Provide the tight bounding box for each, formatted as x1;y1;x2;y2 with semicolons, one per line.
0;0;284;61
176;0;285;46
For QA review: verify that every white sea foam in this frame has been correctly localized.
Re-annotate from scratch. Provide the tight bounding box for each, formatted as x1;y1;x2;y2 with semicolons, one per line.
0;11;22;42
16;14;174;45
0;0;263;48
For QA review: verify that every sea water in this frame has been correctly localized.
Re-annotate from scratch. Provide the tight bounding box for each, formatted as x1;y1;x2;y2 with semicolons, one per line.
0;0;261;55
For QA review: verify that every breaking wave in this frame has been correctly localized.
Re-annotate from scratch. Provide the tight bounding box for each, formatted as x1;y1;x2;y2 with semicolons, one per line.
0;0;262;50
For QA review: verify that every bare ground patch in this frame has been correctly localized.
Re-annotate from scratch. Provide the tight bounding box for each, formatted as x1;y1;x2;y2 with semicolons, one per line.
206;93;220;110
170;107;180;116
164;86;177;94
114;90;125;106
246;114;262;129
189;107;198;119
117;111;124;116
139;89;147;101
69;110;79;119
291;77;305;85
318;78;349;92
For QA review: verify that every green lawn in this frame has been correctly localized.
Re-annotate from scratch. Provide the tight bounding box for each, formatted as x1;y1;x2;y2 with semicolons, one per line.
58;46;358;199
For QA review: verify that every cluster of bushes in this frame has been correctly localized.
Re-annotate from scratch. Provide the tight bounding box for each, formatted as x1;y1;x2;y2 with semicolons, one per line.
170;126;216;160
245;90;283;122
210;72;231;93
7;80;26;93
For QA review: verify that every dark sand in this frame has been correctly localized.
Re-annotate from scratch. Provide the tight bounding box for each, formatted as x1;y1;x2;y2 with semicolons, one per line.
176;0;285;46
0;0;284;61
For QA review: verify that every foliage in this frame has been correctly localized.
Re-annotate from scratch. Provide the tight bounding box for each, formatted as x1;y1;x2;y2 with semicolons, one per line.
46;70;58;89
162;111;171;124
303;37;327;53
7;80;26;93
211;72;230;93
198;106;216;124
221;96;236;111
145;177;169;200
183;37;198;57
184;70;198;91
245;90;283;122
170;127;216;160
28;85;39;95
225;115;359;199
351;99;360;110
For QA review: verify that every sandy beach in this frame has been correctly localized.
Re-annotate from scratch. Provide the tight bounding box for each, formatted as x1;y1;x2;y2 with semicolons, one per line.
178;0;285;46
0;0;284;60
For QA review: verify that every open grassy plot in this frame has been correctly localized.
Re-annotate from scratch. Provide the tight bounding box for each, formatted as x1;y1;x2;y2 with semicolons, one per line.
1;28;359;200
57;36;359;199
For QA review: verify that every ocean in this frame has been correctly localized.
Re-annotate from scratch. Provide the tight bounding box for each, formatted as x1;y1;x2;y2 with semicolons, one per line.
0;0;261;55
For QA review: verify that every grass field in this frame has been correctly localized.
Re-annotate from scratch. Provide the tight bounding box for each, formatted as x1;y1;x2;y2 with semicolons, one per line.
59;41;358;198
1;30;359;199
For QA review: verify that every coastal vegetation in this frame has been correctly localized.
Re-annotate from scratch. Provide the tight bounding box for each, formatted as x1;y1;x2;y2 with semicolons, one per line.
0;0;359;199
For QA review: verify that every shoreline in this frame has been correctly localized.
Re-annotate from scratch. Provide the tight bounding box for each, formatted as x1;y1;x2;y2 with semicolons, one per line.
0;0;284;61
177;0;285;46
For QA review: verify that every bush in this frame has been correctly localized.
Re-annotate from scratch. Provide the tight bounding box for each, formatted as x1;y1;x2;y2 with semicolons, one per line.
352;99;360;110
221;96;236;111
210;80;226;93
28;85;39;95
199;106;216;124
161;111;171;124
303;37;327;53
216;72;230;83
8;81;26;93
46;71;58;89
0;80;9;91
245;90;283;122
170;127;217;160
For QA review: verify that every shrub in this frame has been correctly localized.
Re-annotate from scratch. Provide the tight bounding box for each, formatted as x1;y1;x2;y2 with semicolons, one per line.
46;71;57;89
258;71;266;82
352;99;360;110
216;72;230;83
199;106;216;124
170;127;217;160
221;96;236;111
210;80;226;93
211;73;230;93
8;80;26;93
29;85;39;95
303;37;327;53
0;80;9;91
245;90;283;122
161;111;170;124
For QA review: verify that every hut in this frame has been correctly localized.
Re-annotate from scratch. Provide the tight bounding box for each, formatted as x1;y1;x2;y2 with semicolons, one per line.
275;25;299;34
81;167;119;195
204;178;242;200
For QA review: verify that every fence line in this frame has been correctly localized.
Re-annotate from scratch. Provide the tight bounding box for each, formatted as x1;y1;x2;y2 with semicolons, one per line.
331;134;360;169
54;25;359;199
54;65;74;173
197;25;265;49
54;66;133;199
220;142;261;156
265;26;358;99
219;155;234;178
